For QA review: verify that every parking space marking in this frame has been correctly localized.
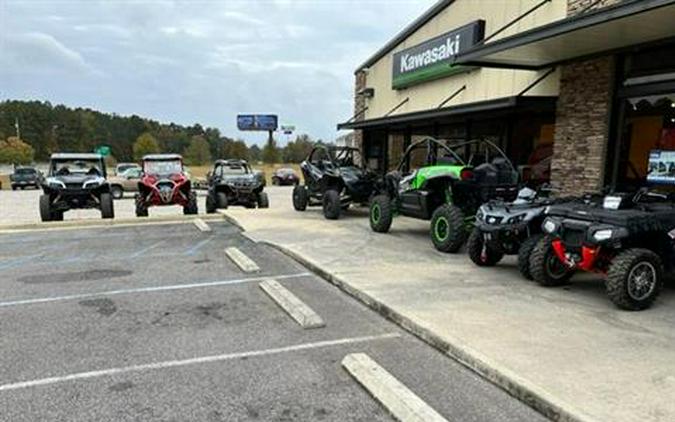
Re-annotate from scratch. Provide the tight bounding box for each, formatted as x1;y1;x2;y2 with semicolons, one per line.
184;236;216;256
0;333;400;392
342;353;449;422
193;218;211;232
0;272;311;308
128;239;167;259
259;279;325;329
225;247;260;272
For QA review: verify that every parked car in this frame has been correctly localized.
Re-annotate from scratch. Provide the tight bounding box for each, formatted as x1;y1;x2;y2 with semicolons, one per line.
10;166;42;190
108;167;142;199
39;153;114;221
115;162;140;175
293;145;377;219
531;188;675;310
205;159;268;212
135;154;197;216
272;168;300;185
369;137;519;252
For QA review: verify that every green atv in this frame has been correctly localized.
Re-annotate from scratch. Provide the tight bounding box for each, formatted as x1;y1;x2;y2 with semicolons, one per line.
369;137;519;252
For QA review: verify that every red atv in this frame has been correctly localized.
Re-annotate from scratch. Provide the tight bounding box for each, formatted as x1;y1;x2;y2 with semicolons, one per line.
135;154;198;217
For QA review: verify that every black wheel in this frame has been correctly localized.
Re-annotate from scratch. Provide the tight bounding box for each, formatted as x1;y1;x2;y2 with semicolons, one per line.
292;185;308;211
606;248;662;311
430;204;467;253
257;192;269;208
100;193;114;219
183;191;198;215
323;189;341;220
11;185;16;191
217;192;228;209
205;194;216;214
39;194;52;222
51;211;64;221
530;235;574;286
467;227;503;266
135;195;149;217
110;185;123;200
369;194;393;233
517;234;544;280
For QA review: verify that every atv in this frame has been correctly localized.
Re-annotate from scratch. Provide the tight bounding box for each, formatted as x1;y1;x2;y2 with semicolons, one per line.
467;185;568;278
135;154;198;217
531;188;675;310
205;159;269;212
369;137;518;252
40;153;114;222
293;145;376;219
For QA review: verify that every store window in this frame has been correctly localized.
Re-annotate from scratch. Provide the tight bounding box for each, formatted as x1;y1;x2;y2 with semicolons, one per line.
615;94;675;188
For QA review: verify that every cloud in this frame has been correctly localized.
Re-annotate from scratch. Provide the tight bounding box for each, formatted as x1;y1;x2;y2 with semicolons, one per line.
0;0;438;143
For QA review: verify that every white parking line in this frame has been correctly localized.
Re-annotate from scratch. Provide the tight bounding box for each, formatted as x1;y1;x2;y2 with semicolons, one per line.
0;272;311;308
259;279;325;329
225;247;260;272
343;353;449;422
193;218;211;232
0;333;400;392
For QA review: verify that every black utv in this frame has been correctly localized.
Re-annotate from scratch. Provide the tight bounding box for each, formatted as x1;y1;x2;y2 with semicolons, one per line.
205;159;269;212
369;137;519;252
531;188;675;310
292;145;376;219
40;153;114;221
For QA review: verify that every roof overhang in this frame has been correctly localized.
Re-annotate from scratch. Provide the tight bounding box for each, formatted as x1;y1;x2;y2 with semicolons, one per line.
337;96;556;131
456;0;675;70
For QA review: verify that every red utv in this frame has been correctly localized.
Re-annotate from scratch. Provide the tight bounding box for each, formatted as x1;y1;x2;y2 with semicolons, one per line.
135;154;198;217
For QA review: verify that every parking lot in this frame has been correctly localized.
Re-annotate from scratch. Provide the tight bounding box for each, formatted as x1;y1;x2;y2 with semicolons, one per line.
0;219;544;421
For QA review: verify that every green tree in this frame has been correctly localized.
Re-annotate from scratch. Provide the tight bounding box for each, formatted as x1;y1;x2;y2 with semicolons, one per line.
133;132;160;160
283;133;314;163
184;135;212;165
0;136;35;164
248;144;262;162
262;138;280;164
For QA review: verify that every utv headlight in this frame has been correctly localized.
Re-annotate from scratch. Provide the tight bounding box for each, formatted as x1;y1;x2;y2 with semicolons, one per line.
592;229;613;241
508;213;526;224
49;180;66;189
542;218;558;234
83;180;101;189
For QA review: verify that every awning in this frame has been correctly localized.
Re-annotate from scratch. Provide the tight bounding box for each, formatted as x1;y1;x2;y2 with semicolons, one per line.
337;96;556;130
456;0;675;70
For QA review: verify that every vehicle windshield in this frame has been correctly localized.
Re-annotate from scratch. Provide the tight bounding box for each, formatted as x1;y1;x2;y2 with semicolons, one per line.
144;159;183;175
220;163;250;175
277;168;295;175
51;159;103;177
117;164;138;174
332;148;362;168
15;168;37;175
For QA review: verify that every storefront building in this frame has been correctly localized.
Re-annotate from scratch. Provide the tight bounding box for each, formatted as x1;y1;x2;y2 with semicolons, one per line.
338;0;675;195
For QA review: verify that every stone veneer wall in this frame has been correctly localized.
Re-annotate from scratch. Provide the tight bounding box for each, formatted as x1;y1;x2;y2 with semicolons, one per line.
352;70;367;153
549;0;622;195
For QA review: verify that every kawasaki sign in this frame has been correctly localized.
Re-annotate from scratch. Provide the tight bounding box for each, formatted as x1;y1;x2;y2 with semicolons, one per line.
392;20;485;90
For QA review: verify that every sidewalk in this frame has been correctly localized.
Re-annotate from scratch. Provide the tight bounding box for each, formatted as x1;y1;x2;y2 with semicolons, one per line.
222;187;675;422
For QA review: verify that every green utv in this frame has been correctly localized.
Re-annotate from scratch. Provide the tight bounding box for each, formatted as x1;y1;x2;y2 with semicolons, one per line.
369;137;519;252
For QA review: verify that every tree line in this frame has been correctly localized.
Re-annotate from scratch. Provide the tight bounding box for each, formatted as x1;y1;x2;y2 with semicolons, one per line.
0;100;324;165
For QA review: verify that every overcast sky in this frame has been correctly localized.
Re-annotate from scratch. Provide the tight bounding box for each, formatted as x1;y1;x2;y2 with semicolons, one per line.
0;0;436;145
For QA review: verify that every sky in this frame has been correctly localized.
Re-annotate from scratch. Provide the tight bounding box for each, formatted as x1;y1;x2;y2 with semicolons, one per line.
0;0;437;145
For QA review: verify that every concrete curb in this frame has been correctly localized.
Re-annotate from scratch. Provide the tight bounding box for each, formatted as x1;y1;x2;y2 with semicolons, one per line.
342;353;448;422
0;214;226;233
226;214;596;422
225;247;260;273
259;279;325;329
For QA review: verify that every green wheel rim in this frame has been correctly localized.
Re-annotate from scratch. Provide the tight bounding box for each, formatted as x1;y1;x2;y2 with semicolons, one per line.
371;203;381;224
434;216;449;241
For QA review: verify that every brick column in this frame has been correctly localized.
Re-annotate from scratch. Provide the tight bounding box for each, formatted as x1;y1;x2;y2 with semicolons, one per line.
353;70;367;152
549;0;621;195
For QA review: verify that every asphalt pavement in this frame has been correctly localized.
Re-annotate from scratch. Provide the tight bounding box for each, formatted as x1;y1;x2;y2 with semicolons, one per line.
0;220;546;421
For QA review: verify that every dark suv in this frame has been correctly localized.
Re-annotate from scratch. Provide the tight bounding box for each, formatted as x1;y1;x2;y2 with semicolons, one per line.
40;153;114;221
10;166;42;190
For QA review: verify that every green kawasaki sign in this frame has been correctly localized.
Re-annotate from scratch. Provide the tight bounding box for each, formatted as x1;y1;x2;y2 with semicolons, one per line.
392;20;485;90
